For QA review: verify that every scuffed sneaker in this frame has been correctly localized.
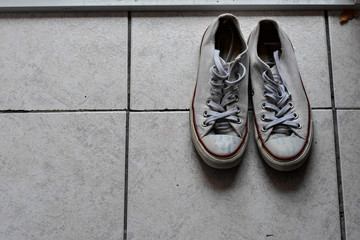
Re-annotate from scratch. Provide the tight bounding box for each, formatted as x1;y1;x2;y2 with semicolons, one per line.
248;19;313;171
190;13;249;169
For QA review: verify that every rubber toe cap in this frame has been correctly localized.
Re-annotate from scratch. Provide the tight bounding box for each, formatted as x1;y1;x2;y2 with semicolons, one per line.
202;134;241;156
264;135;305;159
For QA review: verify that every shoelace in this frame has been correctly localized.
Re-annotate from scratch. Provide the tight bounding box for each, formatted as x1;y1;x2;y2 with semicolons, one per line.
261;50;300;135
203;50;246;133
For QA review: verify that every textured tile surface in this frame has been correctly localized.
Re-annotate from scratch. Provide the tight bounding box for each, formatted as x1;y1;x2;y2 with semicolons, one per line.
337;110;360;239
130;12;217;110
0;13;128;110
329;11;360;108
0;112;125;240
131;11;330;110
128;110;339;239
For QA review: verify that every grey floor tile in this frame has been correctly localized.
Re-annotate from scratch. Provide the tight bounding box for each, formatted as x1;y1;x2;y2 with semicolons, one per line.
0;112;125;240
0;13;128;110
130;12;219;110
337;110;360;239
329;12;360;108
128;110;339;240
131;11;330;110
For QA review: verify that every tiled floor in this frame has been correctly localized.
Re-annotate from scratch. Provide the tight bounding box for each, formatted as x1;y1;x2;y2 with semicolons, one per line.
0;10;359;240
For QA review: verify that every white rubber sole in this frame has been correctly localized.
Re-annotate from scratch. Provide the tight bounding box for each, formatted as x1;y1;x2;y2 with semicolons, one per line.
254;120;314;171
190;107;249;169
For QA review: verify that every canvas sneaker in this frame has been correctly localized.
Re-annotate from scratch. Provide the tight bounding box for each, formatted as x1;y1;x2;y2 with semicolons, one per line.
248;20;313;171
190;14;249;169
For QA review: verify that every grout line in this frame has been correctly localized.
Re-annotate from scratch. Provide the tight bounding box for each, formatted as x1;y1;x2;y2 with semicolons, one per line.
334;108;360;111
124;111;129;240
0;109;127;113
123;11;131;240
325;10;346;240
124;112;129;240
311;107;332;110
130;109;190;112
127;12;132;112
1;107;351;114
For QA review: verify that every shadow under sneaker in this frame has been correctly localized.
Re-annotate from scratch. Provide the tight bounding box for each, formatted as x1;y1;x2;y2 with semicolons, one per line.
190;13;249;169
248;19;314;171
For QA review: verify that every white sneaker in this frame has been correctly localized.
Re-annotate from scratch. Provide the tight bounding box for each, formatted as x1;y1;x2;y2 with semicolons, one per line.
190;14;249;169
248;20;314;171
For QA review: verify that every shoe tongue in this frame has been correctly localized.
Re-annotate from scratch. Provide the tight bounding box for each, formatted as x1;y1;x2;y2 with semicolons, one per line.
270;64;279;76
268;63;293;138
209;127;238;136
209;53;239;136
217;55;232;75
212;95;222;105
211;55;233;105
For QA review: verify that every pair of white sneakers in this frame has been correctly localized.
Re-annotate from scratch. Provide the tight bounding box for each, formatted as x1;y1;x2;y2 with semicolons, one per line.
190;13;313;171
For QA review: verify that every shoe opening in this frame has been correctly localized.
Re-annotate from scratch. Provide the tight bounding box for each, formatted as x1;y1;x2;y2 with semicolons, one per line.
257;20;281;67
215;17;246;62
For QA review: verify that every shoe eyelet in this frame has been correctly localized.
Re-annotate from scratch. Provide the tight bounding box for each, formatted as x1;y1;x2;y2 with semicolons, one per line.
261;114;266;121
203;111;208;118
261;103;266;109
235;95;239;102
251;90;254;96
202;121;209;127
206;100;211;106
297;123;302;129
234;106;241;114
263;91;267;97
294;112;299;119
289;102;294;109
236;118;241;124
261;126;267;132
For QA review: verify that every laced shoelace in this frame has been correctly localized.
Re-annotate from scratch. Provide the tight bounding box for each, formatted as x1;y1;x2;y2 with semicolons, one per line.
203;49;246;133
261;50;300;135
